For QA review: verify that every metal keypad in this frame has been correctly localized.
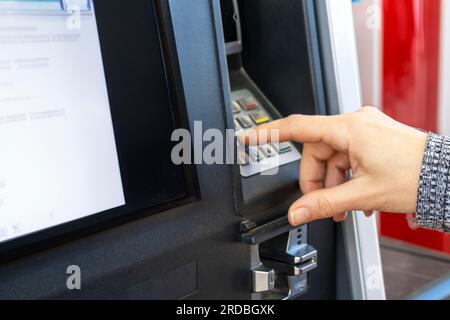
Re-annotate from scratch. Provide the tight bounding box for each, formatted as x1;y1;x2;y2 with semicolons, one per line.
231;89;301;178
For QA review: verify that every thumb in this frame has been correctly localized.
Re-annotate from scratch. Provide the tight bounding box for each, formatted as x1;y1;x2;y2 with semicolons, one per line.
288;179;370;226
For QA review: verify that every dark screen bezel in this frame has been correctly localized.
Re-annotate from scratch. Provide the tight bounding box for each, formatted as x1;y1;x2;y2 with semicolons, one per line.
0;0;200;264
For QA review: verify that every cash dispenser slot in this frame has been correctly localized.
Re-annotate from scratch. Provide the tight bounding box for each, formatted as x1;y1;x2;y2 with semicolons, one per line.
240;220;317;300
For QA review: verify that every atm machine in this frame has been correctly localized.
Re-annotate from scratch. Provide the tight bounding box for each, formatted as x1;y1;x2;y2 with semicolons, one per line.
0;0;385;300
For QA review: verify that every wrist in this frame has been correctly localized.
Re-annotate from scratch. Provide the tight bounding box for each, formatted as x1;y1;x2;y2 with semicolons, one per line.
416;133;450;232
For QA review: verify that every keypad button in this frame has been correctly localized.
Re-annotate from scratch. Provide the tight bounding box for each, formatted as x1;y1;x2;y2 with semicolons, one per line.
272;142;292;154
250;111;270;125
248;146;265;162
278;142;292;154
234;119;242;132
261;144;277;157
238;151;252;166
237;115;254;129
232;101;241;114
238;97;258;110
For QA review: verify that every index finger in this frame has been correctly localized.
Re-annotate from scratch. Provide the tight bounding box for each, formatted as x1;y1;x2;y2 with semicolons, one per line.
239;114;349;152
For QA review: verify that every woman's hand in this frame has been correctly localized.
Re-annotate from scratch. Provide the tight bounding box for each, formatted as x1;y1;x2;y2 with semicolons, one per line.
240;107;428;226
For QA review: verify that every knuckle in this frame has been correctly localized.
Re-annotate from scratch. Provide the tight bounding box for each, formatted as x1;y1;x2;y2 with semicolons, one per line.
357;106;379;114
349;109;374;130
339;113;356;127
286;115;302;140
352;111;366;123
286;114;301;126
343;115;361;133
315;196;335;219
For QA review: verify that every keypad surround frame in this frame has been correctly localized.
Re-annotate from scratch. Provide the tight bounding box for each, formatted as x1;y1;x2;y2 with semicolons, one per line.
232;89;301;178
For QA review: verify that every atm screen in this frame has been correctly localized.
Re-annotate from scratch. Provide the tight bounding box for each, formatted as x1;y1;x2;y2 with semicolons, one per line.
0;0;197;253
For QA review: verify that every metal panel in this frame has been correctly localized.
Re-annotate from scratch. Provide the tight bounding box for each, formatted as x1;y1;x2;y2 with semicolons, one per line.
352;0;382;108
316;0;386;300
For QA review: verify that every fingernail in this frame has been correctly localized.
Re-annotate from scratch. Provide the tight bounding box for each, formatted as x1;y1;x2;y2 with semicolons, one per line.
289;207;311;226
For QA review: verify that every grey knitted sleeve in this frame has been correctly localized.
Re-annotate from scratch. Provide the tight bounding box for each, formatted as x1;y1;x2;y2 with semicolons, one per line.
416;133;450;232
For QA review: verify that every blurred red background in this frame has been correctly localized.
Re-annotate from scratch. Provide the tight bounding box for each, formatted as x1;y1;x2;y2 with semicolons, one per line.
381;0;450;254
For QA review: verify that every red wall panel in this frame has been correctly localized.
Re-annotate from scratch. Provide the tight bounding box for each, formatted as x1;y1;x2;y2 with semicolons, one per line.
381;0;450;254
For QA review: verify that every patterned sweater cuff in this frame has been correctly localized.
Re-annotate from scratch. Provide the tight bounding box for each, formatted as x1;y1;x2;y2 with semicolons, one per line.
416;133;450;232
